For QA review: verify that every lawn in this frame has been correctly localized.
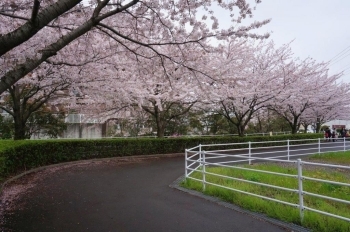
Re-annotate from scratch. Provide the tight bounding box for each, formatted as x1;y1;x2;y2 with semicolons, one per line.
182;151;350;232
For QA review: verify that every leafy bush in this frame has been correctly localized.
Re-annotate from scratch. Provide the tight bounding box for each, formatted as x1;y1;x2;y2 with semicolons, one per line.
0;133;322;177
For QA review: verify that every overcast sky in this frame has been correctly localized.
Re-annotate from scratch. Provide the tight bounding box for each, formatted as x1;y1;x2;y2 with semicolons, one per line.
243;0;350;83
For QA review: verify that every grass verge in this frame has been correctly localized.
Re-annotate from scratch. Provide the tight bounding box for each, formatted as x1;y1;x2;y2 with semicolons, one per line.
181;151;350;232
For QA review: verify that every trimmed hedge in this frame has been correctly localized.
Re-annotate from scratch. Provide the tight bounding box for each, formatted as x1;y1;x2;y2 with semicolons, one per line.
0;133;323;177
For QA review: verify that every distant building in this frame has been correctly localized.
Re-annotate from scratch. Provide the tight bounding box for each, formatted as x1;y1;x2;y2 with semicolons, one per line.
62;114;105;139
323;120;350;130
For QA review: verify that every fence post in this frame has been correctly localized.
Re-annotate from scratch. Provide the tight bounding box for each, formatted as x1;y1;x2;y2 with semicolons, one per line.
318;138;321;155
202;151;206;191
297;159;304;222
344;137;346;152
185;149;188;178
199;144;202;167
287;139;290;161
249;141;252;165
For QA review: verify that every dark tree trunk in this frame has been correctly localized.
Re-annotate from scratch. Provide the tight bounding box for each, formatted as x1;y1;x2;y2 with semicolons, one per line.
13;120;27;140
156;123;165;138
11;86;28;140
237;124;245;137
316;118;321;133
291;126;298;134
142;101;195;138
290;118;300;134
155;112;166;138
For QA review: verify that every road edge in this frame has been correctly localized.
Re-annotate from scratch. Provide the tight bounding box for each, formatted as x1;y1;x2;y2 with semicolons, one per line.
169;175;310;232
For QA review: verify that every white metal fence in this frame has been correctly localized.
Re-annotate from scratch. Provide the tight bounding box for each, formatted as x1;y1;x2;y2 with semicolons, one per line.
185;138;350;223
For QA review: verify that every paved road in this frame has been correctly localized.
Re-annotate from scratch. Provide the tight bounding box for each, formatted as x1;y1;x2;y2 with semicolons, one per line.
0;155;297;232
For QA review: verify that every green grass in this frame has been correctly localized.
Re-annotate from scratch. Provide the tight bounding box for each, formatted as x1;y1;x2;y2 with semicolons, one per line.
308;150;350;165
182;152;350;232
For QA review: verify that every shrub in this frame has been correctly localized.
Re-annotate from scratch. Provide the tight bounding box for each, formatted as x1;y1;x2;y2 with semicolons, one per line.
0;133;322;177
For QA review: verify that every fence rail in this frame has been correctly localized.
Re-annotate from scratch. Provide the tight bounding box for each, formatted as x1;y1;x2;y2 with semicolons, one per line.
185;138;350;223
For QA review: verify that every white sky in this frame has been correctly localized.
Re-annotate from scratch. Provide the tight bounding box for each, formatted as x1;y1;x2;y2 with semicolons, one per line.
244;0;350;83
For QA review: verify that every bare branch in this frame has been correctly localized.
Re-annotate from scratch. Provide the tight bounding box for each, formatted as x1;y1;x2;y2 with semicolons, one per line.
30;0;40;22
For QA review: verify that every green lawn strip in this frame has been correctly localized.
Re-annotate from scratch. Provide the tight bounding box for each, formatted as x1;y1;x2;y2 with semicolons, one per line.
308;150;350;165
182;160;350;232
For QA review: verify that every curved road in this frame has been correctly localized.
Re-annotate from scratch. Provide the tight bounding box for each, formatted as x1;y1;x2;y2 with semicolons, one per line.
0;155;301;232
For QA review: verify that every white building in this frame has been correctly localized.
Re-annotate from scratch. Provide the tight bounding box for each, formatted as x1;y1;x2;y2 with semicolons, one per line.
323;120;350;130
62;114;104;139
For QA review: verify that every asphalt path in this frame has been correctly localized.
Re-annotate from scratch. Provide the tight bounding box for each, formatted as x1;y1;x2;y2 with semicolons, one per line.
0;155;296;232
2;139;346;232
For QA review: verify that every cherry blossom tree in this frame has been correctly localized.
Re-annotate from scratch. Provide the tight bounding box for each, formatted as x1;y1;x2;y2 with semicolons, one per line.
0;65;70;139
208;40;293;136
269;58;346;134
68;38;349;138
62;34;224;137
0;31;113;140
119;49;204;137
300;81;350;133
247;108;290;134
0;0;270;95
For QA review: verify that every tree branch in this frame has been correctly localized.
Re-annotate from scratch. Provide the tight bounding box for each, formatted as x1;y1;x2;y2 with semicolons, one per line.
0;106;14;116
0;0;82;56
30;0;40;22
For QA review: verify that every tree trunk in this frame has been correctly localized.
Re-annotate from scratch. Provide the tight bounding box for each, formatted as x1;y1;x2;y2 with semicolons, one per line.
289;116;301;134
316;118;321;133
12;86;28;140
257;117;263;133
302;123;309;133
290;122;300;134
237;124;245;137
157;124;165;138
13;120;27;140
156;115;166;138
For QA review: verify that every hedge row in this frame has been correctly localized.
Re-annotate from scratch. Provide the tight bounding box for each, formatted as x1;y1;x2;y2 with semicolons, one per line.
0;133;322;177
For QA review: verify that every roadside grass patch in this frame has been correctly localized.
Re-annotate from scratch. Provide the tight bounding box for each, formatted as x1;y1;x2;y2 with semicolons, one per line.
308;150;350;165
181;154;350;232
